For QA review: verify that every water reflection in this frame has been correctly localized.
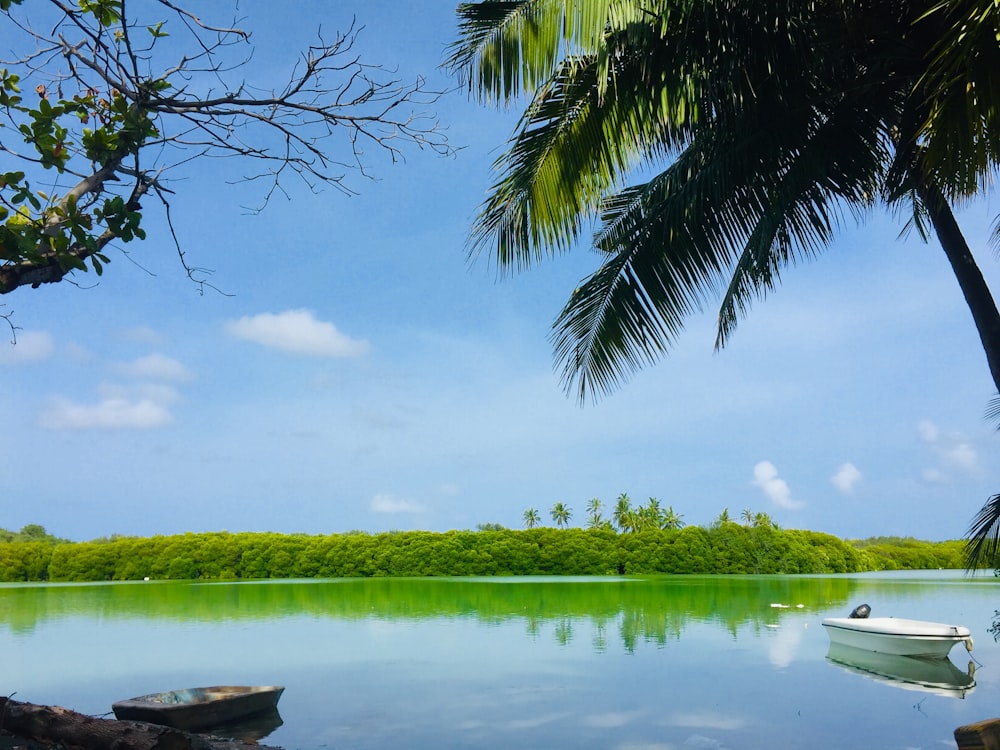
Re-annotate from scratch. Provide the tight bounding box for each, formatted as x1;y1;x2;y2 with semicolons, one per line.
553;616;573;645
0;574;953;650
203;707;284;742
825;642;976;698
3;573;998;750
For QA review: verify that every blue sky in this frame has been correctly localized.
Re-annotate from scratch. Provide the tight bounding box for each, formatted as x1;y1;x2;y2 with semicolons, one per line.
1;1;998;543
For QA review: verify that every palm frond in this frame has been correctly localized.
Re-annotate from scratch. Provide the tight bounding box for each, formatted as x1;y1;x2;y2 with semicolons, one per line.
554;146;747;400
965;493;1000;570
451;0;1000;402
916;0;1000;200
986;394;1000;428
716;88;891;347
552;222;688;401
445;0;641;104
469;26;699;271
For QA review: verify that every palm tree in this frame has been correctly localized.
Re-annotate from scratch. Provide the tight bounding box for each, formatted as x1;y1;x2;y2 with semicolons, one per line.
448;0;1000;564
586;497;604;529
715;508;732;526
639;497;663;531
741;509;754;528
550;502;572;529
448;0;1000;397
612;493;634;533
753;512;777;530
662;505;685;530
522;508;540;529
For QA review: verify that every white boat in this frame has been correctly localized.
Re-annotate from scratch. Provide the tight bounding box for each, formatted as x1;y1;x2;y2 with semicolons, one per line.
822;615;973;659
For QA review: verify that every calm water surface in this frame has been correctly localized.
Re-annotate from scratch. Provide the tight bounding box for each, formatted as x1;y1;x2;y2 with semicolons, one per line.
3;572;999;749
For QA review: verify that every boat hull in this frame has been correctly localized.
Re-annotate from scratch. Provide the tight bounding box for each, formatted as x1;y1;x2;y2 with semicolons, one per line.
822;617;972;658
112;685;284;732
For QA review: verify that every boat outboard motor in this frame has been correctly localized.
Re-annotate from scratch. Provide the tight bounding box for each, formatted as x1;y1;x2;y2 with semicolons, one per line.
848;603;871;619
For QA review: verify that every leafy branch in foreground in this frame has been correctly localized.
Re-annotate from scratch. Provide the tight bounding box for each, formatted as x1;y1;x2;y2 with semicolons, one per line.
0;0;453;294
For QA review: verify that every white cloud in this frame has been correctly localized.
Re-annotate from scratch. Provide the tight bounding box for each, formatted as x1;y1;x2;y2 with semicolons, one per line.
370;494;426;514
830;463;862;495
39;382;181;431
225;309;369;357
917;419;939;443
752;461;804;510
40;396;173;430
116;353;194;382
0;331;54;364
917;419;980;480
943;441;978;472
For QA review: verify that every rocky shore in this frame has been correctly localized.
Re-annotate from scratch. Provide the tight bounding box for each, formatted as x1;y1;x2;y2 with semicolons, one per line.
0;698;280;750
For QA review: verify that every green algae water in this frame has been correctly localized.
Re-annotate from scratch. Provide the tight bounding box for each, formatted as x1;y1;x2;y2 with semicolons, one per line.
2;572;997;749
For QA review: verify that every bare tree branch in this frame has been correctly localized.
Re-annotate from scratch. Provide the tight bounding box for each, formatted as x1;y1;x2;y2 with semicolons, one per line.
0;0;453;295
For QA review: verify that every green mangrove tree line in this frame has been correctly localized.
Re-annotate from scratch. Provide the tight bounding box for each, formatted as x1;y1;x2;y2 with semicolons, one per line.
0;525;967;582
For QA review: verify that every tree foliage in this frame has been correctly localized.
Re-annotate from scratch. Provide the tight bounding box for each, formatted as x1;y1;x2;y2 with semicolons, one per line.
0;523;68;543
0;526;968;582
0;0;450;296
446;0;1000;399
853;535;970;571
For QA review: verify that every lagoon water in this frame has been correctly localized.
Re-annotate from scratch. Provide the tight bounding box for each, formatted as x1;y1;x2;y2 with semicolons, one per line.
2;572;999;749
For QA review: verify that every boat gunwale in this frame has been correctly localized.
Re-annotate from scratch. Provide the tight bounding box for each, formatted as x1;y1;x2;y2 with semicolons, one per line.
114;685;284;710
821;617;971;640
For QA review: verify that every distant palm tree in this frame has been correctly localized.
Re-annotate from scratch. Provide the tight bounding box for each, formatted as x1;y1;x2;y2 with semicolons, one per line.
613;493;633;533
522;508;541;529
641;497;663;531
662;505;685;530
741;509;754;527
550;502;572;529
753;511;775;529
716;508;732;526
586;497;604;529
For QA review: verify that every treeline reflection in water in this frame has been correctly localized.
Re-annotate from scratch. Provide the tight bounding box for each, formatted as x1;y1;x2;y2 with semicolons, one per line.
1;573;980;647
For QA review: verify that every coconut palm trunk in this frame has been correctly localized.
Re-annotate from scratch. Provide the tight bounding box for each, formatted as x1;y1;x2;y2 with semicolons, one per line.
917;179;1000;393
